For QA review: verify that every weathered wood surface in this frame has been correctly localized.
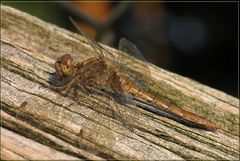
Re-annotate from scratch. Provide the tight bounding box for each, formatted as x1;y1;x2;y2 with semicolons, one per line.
1;126;80;160
1;5;239;160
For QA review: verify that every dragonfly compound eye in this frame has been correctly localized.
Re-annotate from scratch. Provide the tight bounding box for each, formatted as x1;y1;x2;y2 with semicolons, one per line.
54;54;76;78
54;61;64;77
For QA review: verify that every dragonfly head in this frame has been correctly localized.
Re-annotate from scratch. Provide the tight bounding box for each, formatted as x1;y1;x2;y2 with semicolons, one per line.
54;54;76;78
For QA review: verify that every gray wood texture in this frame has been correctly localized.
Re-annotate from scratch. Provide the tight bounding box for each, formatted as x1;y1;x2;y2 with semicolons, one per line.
1;5;239;160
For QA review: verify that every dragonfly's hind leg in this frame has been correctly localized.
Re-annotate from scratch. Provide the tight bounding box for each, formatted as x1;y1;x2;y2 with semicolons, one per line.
78;79;95;95
62;85;74;96
76;85;91;98
75;79;98;101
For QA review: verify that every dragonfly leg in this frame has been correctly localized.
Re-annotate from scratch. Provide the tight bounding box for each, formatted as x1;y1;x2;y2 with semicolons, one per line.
60;83;74;96
75;80;96;102
76;85;91;97
79;79;96;94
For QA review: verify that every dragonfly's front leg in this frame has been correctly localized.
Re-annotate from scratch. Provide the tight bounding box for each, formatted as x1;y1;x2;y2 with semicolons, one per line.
49;77;75;97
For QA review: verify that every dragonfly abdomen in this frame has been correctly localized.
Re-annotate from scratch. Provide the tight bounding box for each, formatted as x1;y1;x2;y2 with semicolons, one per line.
157;101;218;130
115;74;218;131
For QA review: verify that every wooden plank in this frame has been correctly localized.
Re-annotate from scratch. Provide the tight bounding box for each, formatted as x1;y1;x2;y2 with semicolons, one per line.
1;5;239;160
1;127;80;160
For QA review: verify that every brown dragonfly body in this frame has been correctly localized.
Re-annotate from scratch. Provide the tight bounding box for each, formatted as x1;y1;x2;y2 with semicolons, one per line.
53;52;218;131
52;17;218;131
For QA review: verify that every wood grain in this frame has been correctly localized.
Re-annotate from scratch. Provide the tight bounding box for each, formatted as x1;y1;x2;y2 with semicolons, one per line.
1;5;239;160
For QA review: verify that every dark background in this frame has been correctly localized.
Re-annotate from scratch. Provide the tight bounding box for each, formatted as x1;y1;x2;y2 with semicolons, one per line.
3;2;238;97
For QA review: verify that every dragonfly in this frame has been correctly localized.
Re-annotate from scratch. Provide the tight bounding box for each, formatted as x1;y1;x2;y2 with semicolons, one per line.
50;17;219;132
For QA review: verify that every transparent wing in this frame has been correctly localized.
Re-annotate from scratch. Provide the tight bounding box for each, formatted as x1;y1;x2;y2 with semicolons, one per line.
70;17;134;123
77;86;136;153
69;17;108;59
117;37;152;88
119;37;145;61
77;100;117;153
69;17;142;150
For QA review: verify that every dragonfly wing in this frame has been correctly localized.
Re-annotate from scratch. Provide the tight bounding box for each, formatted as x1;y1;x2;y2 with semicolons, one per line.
69;17;134;150
119;38;145;61
69;17;104;58
77;89;137;154
117;37;153;91
78;110;116;153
